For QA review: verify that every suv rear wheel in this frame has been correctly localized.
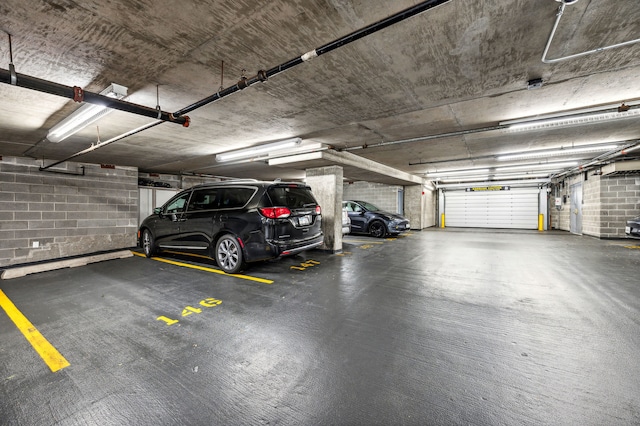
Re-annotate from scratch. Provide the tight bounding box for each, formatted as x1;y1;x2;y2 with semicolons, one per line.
215;234;244;274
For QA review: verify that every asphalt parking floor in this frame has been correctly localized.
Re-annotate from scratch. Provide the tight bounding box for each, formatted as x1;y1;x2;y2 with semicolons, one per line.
1;229;639;425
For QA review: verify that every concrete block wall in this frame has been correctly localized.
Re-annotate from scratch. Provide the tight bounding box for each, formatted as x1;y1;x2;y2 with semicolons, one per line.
343;181;401;213
0;156;138;267
600;175;640;238
551;171;640;238
138;172;224;190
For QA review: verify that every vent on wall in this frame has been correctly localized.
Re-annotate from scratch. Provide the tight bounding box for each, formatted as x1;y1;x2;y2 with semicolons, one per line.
601;160;640;176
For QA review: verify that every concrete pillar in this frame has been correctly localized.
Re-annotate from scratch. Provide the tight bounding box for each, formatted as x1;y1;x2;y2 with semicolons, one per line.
404;184;424;230
305;166;343;253
404;182;436;230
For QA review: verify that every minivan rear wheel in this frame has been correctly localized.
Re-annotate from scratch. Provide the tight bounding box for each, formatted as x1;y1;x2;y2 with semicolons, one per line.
215;235;244;274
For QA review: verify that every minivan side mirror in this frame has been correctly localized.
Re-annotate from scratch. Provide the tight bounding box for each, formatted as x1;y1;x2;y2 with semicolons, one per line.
154;207;162;215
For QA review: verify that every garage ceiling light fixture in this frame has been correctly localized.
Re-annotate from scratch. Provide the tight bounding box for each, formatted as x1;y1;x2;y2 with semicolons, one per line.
502;108;640;132
216;138;303;162
434;171;553;183
495;161;578;173
489;172;554;180
434;175;489;183
427;161;578;182
426;168;490;178
46;83;128;143
497;144;619;161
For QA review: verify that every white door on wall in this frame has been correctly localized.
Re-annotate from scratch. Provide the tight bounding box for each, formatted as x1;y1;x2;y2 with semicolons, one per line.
570;183;583;235
444;188;539;230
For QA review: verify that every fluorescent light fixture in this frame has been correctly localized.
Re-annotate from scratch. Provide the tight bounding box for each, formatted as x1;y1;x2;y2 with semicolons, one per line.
268;151;324;166
502;108;640;132
435;175;490;183
494;161;578;173
488;172;554;180
47;83;128;143
497;144;619;161
435;171;554;184
426;162;577;182
426;168;490;178
216;138;302;162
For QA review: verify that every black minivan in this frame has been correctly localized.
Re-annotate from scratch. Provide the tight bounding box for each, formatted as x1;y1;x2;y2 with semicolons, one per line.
138;181;323;273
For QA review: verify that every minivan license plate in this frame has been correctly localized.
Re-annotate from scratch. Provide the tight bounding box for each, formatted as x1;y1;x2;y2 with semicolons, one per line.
299;215;311;226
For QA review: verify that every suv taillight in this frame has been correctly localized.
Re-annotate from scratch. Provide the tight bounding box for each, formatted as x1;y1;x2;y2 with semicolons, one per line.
259;207;291;219
315;205;321;214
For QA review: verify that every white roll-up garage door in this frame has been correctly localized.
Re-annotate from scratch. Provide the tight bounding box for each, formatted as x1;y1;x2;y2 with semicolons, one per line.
444;188;539;229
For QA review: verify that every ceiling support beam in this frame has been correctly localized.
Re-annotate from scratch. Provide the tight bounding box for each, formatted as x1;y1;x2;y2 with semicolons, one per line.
322;150;424;185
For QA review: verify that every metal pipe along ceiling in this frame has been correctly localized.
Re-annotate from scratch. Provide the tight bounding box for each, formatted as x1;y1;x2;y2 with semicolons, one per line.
0;68;189;127
174;0;453;116
542;1;640;64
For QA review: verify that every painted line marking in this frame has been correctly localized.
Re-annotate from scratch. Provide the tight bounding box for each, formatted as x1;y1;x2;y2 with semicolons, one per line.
290;259;321;271
0;290;70;373
131;251;273;284
343;240;384;244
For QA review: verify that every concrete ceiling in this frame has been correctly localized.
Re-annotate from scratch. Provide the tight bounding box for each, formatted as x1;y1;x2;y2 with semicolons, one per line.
1;0;640;185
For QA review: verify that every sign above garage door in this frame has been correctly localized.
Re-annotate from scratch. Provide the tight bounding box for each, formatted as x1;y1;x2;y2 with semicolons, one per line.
465;186;511;192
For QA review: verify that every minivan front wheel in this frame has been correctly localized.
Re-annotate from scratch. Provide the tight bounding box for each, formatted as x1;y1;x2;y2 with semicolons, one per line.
215;235;244;274
142;229;156;258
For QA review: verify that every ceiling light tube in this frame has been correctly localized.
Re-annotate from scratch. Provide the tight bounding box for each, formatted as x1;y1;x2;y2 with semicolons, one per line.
487;172;553;180
495;161;578;173
497;144;619;161
436;175;490;183
268;151;324;166
503;108;640;132
216;138;302;162
46;83;128;143
426;168;490;177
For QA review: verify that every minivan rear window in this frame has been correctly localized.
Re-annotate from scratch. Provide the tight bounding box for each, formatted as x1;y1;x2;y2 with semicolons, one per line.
267;185;317;208
219;187;255;209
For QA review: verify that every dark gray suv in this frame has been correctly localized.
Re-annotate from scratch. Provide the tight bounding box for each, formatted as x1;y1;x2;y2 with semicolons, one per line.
138;181;323;273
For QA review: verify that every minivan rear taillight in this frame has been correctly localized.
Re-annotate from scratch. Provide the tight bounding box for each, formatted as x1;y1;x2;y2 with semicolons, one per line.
259;207;291;218
315;205;321;214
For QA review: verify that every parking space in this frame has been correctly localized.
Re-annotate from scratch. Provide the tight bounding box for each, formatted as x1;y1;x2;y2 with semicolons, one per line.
1;229;640;425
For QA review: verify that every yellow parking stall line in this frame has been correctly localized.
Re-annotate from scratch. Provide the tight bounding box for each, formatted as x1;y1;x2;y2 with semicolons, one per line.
342;240;384;244
131;251;273;284
0;290;70;373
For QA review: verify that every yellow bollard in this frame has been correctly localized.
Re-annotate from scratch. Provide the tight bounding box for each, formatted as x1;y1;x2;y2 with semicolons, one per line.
538;214;544;231
441;213;446;228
